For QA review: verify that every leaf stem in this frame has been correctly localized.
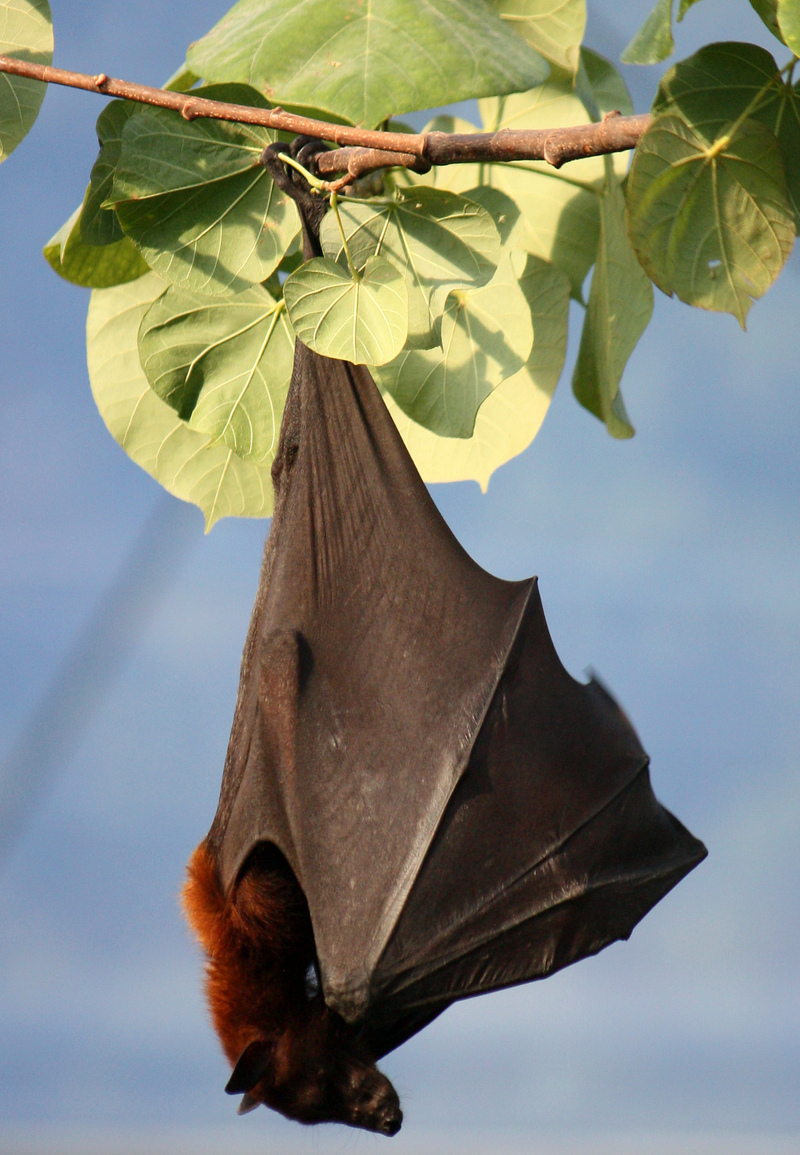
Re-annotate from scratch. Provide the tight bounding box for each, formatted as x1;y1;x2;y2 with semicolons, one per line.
277;153;328;192
331;193;361;282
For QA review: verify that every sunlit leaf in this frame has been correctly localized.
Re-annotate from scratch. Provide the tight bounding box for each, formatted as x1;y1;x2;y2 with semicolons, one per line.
653;42;800;227
579;47;634;123
620;0;673;65
626;114;794;325
109;86;298;295
186;0;548;129
385;254;569;487
573;160;652;438
489;0;586;76
284;255;408;365
0;0;52;163
385;250;567;485
677;0;704;18
43;200;149;289
87;274;274;528
374;255;532;438
778;0;800;54
320;188;500;347
138;284;294;464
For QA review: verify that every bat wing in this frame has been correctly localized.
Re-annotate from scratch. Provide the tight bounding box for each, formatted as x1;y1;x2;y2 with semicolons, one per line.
365;583;707;1056
210;341;534;1023
209;338;706;1045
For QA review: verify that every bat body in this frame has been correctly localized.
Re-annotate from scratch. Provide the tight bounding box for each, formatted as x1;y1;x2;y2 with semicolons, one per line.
183;148;707;1134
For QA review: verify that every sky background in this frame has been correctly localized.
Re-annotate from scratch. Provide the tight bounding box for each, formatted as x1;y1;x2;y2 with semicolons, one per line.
1;1;799;1152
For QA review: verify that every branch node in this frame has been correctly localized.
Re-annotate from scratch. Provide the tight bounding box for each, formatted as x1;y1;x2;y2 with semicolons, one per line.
181;99;201;121
543;134;564;169
602;109;622;122
94;73;109;91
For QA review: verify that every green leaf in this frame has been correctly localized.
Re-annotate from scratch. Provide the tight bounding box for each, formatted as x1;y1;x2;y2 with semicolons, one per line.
750;0;783;41
0;0;52;163
82;100;136;246
109;86;298;295
677;0;703;18
779;0;800;54
374;254;533;438
626;114;794;326
384;254;569;487
87;274;274;528
43;200;149;289
284;255;408;365
138;285;294;464
186;0;549;129
579;47;634;121
652;42;800;227
652;42;781;141
489;0;586;76
620;0;674;65
320;188;500;347
389;253;567;482
573;160;652;438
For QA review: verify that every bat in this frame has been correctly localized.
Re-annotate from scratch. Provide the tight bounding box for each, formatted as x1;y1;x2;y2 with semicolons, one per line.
182;144;707;1136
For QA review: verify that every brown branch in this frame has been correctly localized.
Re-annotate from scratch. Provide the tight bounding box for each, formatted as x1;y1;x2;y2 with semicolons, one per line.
0;54;652;173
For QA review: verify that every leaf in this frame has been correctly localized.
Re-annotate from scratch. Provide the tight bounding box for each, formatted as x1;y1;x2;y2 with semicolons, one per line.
677;0;703;17
652;42;800;227
778;0;800;53
749;0;783;40
109;87;299;295
626;114;794;326
138;284;294;464
86;274;274;528
43;200;150;289
489;0;586;76
384;254;569;487
579;47;634;121
620;0;674;65
573;159;652;438
320;188;500;347
284;255;408;365
652;42;781;142
82;100;137;246
374;254;533;438
0;0;52;163
186;0;548;129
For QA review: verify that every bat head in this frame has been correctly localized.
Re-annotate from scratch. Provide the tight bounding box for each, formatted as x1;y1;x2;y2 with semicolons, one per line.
227;1021;402;1136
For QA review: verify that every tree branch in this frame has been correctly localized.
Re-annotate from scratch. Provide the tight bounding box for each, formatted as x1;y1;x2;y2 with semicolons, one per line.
0;55;652;173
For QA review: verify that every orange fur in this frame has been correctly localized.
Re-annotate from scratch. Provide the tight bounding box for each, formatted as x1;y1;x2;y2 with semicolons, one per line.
181;839;402;1135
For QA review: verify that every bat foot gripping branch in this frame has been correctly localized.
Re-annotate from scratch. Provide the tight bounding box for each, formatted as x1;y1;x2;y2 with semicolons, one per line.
182;161;707;1134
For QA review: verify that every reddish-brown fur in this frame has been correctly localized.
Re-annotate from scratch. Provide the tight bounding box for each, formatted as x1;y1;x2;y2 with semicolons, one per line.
182;840;402;1135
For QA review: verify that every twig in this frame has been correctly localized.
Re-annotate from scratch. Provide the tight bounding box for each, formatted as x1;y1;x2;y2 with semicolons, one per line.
0;55;652;171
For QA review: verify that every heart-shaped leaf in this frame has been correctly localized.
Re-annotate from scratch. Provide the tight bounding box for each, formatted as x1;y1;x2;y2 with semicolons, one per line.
284;255;408;365
654;41;800;227
0;0;52;163
374;254;533;438
138;284;294;464
573;160;652;438
87;274;274;528
384;254;569;487
108;87;298;295
626;114;794;325
43;200;149;289
750;0;782;41
320;188;500;348
186;0;548;129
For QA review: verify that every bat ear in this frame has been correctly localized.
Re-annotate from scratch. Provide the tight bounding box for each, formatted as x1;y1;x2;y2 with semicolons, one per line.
225;1038;275;1095
236;1091;260;1115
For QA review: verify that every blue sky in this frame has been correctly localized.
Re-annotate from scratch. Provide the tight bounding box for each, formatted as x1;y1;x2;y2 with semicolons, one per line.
1;1;799;1152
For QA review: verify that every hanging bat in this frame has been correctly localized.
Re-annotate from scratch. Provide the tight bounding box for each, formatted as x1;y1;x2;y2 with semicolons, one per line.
182;145;707;1137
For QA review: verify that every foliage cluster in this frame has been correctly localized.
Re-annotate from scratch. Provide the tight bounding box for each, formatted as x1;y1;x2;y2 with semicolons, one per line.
2;0;799;527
